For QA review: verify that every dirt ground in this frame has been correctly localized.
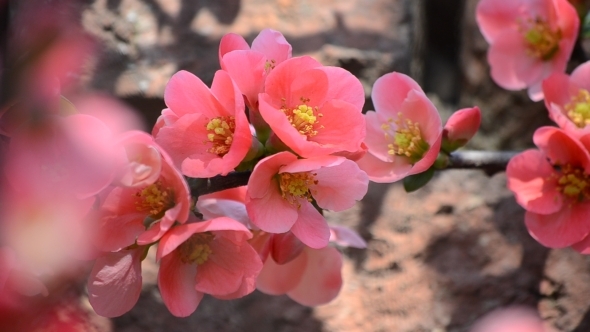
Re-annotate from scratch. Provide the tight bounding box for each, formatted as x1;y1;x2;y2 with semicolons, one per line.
8;0;590;331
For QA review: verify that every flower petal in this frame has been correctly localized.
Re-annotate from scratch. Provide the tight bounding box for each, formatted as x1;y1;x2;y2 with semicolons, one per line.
158;251;202;317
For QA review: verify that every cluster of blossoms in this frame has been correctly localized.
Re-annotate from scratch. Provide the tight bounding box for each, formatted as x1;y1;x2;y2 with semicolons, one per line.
475;0;590;253
507;60;590;253
0;22;482;320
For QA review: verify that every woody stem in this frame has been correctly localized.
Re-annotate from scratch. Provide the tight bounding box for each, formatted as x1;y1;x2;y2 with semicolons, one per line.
187;150;520;197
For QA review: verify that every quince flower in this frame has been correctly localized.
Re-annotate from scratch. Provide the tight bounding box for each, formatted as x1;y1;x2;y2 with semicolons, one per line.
507;126;590;248
255;225;366;306
96;131;191;252
543;60;590;136
476;0;579;100
246;151;368;249
155;70;252;178
219;28;292;110
356;72;442;183
258;56;366;158
156;218;262;317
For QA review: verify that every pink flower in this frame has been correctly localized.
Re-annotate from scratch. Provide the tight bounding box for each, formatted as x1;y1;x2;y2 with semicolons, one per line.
255;225;365;306
155;70;253;178
219;29;292;109
476;0;579;100
4;113;124;199
470;306;547;332
543;60;590;136
442;106;481;152
87;246;145;317
256;246;343;306
96;131;191;252
156;218;262;317
258;56;366;158
0;246;48;301
356;72;442;183
506;126;590;248
0;187;95;283
246;151;369;248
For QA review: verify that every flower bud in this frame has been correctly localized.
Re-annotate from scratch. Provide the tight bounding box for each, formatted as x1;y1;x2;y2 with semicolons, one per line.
442;106;481;152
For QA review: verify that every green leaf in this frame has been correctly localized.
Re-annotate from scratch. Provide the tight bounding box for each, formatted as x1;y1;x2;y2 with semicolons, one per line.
403;167;435;192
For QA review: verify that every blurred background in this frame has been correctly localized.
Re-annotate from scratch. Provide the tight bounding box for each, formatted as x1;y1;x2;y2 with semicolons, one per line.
2;0;590;331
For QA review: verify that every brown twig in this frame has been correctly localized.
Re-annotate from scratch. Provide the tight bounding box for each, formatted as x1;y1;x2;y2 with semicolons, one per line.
187;150;521;197
447;150;519;175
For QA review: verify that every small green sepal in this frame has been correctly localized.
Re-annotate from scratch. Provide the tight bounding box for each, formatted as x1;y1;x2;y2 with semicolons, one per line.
403;167;435;193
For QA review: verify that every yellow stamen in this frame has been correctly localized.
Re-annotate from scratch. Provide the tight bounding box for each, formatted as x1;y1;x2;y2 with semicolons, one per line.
206;116;236;156
555;164;590;201
135;181;174;219
281;99;323;138
278;172;318;207
178;232;215;265
521;17;561;61
565;89;590;128
264;59;277;72
383;113;430;164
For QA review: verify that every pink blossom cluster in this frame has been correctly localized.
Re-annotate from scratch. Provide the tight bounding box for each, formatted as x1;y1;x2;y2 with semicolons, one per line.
476;0;579;101
0;25;481;321
507;60;590;253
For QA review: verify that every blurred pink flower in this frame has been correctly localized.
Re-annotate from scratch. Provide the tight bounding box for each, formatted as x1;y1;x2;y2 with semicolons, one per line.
4;113;124;199
356;72;442;183
219;28;292;109
543;60;590;136
442;106;481;152
96;131;191;252
156;218;262;317
246;151;369;249
476;0;579;100
0;186;91;299
258;56;366;158
470;306;550;332
507;126;590;248
155;70;252;178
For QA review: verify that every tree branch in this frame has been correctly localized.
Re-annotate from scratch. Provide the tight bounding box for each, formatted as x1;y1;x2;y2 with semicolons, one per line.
447;150;519;175
187;150;520;197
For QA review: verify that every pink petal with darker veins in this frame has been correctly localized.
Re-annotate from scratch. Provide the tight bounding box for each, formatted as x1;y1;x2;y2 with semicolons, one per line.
87;248;143;318
158;251;202;317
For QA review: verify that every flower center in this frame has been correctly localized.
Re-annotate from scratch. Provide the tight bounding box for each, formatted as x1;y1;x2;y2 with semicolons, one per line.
178;232;215;265
264;59;277;73
278;172;318;207
382;113;430;164
565;89;590;128
135;181;174;219
281;99;323;138
206;116;236;156
556;164;590;201
522;18;561;61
